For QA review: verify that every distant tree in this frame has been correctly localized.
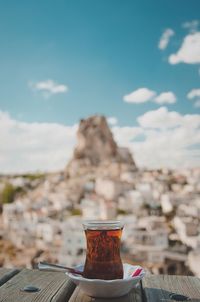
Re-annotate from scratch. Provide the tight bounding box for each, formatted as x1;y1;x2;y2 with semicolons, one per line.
1;183;15;204
71;208;82;216
117;208;129;215
22;173;45;181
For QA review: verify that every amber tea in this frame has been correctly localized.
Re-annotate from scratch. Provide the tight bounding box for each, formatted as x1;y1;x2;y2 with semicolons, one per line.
83;221;124;280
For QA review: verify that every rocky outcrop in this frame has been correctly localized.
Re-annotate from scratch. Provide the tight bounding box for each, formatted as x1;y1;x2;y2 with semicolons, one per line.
66;115;137;178
74;116;118;164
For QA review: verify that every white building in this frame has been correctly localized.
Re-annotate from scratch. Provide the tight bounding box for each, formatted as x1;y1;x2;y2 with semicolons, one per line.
36;222;55;243
81;195;116;219
59;217;86;266
118;190;144;213
161;194;173;214
95;178;122;200
188;237;200;277
173;217;199;249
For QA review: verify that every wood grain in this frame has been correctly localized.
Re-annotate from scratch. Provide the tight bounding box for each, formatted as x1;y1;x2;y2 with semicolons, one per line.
1;269;200;302
0;268;20;287
142;275;200;302
69;282;143;302
0;269;76;302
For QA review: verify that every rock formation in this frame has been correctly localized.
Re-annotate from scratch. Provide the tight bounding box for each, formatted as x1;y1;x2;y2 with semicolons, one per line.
66;115;137;178
74;116;118;164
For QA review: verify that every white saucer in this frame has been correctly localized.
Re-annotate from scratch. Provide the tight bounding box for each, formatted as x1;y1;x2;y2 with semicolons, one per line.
66;263;145;298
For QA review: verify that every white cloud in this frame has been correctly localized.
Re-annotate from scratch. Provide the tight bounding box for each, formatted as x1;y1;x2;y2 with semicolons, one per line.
187;89;200;108
194;100;200;108
169;32;200;64
113;108;200;169
1;109;200;173
187;88;200;99
130;128;200;169
107;117;118;126
30;79;68;98
112;126;143;145
154;92;176;104
123;88;176;105
0;111;77;173
158;28;175;50
182;20;199;33
137;107;200;129
123;88;156;104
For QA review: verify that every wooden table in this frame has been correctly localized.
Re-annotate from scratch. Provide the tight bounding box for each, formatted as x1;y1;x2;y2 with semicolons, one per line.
0;268;200;301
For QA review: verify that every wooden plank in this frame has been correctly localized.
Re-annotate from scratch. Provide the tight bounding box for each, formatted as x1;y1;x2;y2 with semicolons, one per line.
142;275;200;302
0;269;76;302
0;268;20;287
69;282;142;302
0;269;12;279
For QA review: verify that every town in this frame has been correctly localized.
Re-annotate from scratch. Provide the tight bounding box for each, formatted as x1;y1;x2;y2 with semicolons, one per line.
0;116;200;277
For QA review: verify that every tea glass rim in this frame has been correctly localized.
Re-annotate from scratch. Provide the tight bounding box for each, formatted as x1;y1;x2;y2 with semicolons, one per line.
83;220;124;230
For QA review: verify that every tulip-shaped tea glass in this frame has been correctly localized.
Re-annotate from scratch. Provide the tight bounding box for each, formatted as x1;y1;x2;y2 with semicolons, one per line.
83;220;124;280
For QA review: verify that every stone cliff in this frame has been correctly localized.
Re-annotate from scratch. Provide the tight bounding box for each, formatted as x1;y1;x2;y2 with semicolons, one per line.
66;115;137;178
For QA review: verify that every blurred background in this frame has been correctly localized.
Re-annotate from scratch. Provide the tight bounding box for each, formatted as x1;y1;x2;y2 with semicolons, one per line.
0;0;200;277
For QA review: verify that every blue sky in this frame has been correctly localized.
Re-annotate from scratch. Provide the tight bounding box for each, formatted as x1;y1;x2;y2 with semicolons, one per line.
0;0;200;172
